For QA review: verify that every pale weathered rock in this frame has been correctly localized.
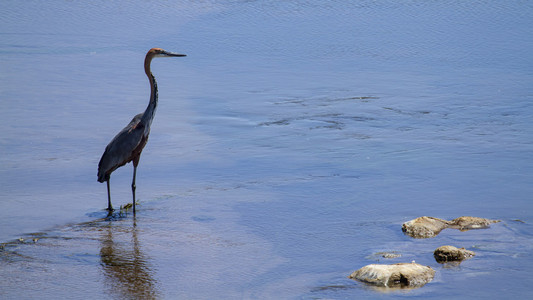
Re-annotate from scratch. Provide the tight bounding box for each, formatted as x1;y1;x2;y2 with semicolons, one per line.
349;262;435;288
401;216;450;238
434;245;475;263
402;216;500;238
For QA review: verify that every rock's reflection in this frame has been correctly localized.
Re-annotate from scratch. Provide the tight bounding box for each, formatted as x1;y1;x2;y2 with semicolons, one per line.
99;218;158;299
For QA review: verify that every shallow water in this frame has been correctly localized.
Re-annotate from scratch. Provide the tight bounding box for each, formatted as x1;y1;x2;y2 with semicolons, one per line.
1;1;533;299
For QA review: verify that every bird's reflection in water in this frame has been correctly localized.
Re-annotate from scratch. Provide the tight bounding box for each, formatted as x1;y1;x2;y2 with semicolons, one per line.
99;218;158;299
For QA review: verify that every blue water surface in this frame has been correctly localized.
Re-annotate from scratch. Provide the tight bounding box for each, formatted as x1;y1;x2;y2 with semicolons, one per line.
1;1;532;299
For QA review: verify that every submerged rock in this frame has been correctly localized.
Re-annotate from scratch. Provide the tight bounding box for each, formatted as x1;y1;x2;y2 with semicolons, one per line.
376;252;402;259
349;262;435;288
434;245;475;263
365;251;402;262
402;216;500;238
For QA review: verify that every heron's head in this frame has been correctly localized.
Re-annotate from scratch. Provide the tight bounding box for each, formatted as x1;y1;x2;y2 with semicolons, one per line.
148;48;186;58
144;48;185;75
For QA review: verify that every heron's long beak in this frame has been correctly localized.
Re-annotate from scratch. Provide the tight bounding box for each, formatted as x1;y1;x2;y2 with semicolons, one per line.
163;51;186;57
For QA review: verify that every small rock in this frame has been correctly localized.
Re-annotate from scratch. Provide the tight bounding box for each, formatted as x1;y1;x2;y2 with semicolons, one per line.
402;216;449;238
366;251;402;261
434;245;475;263
349;262;435;288
380;252;402;259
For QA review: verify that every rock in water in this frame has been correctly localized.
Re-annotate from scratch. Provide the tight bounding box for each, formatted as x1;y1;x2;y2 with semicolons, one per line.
449;216;500;230
349;263;435;288
434;245;475;263
402;216;450;238
402;216;501;238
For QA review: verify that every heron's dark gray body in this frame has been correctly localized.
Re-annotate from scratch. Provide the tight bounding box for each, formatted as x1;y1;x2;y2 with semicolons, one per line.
97;113;147;183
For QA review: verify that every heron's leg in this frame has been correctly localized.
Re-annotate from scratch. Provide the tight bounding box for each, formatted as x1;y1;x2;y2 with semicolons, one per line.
132;156;140;214
106;178;113;212
132;166;137;214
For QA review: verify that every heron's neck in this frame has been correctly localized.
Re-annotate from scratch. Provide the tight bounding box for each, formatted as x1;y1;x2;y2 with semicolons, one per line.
141;69;158;127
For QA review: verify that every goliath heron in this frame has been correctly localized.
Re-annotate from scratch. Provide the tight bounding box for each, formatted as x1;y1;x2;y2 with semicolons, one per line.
97;48;186;214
